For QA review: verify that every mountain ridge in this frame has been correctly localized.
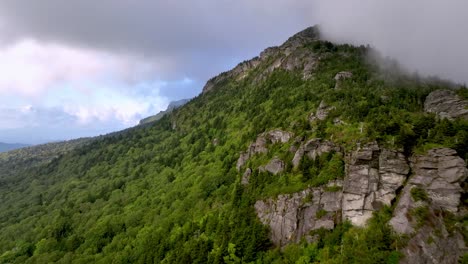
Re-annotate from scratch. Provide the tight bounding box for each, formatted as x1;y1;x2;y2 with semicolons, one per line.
0;26;467;263
139;98;190;125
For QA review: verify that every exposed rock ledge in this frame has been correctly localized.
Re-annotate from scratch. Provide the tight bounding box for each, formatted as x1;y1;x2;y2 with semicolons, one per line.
255;181;343;247
254;145;467;256
236;130;293;171
424;89;468;120
389;148;467;264
343;142;409;226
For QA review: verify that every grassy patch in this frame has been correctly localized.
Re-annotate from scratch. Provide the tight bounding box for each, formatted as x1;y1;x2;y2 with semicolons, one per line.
410;187;429;202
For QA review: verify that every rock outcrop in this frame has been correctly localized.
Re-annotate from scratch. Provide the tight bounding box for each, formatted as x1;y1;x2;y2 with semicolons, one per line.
202;27;320;94
236;130;293;171
424;89;468;120
343;143;409;226
292;138;340;168
389;148;467;263
259;158;285;175
241;168;252;185
255;181;343;246
309;101;336;122
334;71;353;89
254;142;467;257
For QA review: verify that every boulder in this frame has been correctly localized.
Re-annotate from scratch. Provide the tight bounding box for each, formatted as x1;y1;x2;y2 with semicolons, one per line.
260;158;285;175
424;89;468;120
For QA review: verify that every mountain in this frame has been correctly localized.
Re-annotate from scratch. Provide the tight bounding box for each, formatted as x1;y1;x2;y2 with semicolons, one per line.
0;142;29;153
0;26;467;263
139;99;190;125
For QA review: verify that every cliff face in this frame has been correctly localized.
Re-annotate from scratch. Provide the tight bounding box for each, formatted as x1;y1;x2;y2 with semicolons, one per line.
251;141;467;260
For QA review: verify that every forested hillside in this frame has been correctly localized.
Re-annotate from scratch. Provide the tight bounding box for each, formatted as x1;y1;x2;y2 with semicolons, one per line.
0;27;466;263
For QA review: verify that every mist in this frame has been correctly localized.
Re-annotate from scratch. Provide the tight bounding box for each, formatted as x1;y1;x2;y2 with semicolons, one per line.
313;0;468;85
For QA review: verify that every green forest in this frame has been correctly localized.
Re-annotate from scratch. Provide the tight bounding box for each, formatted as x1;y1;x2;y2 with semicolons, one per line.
0;33;467;263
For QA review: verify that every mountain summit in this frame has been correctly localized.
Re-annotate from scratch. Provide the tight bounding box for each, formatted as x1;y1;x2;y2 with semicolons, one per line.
0;26;467;263
202;26;321;94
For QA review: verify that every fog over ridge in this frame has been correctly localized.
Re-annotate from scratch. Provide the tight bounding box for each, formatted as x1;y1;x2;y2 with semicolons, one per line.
313;0;468;85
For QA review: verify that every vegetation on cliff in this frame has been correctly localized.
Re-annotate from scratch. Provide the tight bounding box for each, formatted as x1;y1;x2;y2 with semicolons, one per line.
0;27;466;263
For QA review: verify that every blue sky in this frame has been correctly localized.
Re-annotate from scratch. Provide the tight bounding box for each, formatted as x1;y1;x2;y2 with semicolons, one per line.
0;1;317;144
0;1;467;144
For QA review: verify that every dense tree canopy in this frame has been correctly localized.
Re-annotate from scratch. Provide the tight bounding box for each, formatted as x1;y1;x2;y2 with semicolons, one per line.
0;39;466;263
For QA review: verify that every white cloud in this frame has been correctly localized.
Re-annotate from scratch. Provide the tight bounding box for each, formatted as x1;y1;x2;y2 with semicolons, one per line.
0;39;171;136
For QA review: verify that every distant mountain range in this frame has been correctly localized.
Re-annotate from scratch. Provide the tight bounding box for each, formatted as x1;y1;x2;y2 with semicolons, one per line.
0;142;30;153
139;99;190;125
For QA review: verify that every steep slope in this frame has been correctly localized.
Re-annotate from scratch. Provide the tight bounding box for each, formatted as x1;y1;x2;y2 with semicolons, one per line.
139;99;190;125
0;26;467;264
0;138;92;180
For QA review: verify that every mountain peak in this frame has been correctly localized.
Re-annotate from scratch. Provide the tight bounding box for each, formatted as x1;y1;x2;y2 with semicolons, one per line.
202;26;322;94
283;25;321;45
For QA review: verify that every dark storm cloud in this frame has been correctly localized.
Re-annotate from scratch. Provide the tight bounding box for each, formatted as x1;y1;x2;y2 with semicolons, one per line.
0;1;314;81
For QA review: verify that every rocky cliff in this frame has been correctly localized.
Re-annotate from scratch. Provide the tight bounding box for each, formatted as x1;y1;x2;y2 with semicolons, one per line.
424;89;468;120
251;140;467;260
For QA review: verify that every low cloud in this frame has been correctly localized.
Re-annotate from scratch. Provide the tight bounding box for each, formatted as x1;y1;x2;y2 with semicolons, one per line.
313;0;468;84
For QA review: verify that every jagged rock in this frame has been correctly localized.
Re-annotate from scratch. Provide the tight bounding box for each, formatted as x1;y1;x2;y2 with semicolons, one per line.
424;89;468;120
400;223;466;264
292;138;341;168
202;27;320;94
389;148;467;263
334;71;353;89
260;158;285;175
236;136;267;171
241;168;252;185
236;130;293;171
342;142;409;226
309;101;336;122
236;152;251;171
263;130;294;144
255;183;343;246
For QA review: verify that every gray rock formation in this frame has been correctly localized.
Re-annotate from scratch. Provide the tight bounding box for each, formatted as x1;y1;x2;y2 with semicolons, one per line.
343;143;409;226
241;168;252;185
260;158;285;175
236;130;293;171
264;130;294;144
202;27;320;94
309;101;336;122
390;148;466;234
255;181;343;246
292;138;341;168
389;148;467;263
424;89;468;120
236;136;268;171
334;71;353;89
255;142;467;260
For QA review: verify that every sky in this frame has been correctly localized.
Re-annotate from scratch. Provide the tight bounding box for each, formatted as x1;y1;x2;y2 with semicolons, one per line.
0;1;466;144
